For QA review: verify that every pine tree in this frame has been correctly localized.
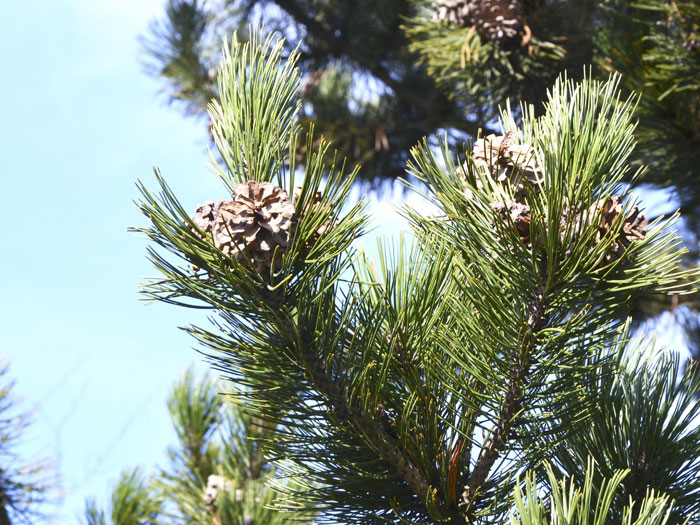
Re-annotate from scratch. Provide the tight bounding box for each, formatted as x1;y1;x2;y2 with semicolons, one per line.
134;30;700;523
84;469;162;525
84;370;295;524
140;1;700;239
595;1;700;224
405;0;597;125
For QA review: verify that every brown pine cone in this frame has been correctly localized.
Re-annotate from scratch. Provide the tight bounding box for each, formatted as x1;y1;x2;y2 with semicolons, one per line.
432;0;476;26
595;196;648;264
492;200;531;245
471;0;523;42
193;181;295;273
463;133;542;203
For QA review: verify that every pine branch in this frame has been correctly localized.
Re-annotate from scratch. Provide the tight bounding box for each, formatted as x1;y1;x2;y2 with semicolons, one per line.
264;289;463;522
0;362;56;523
460;291;547;516
510;461;675;524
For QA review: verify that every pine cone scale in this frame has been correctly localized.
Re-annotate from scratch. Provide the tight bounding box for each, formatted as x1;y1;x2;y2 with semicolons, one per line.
464;133;543;203
433;0;526;43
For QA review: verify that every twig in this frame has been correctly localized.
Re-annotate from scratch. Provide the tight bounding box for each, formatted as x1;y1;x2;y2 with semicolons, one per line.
459;292;547;516
265;289;463;522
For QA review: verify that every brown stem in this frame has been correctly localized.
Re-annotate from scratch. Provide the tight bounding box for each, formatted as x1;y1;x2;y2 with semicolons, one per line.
459;292;547;516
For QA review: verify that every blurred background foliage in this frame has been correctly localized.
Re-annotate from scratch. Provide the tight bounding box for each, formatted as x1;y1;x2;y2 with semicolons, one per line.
0;362;55;524
83;370;297;524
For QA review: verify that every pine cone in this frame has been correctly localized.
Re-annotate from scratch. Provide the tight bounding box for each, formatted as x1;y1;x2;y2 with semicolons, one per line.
292;185;333;249
292;185;322;211
301;70;326;97
190;200;225;272
432;0;476;26
464;133;542;202
477;190;647;261
471;0;523;42
193;200;223;233
193;181;295;273
205;474;228;508
492;200;531;245
595;196;648;263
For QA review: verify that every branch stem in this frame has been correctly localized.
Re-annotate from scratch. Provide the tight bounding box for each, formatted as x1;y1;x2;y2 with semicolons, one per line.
265;289;463;522
459;292;547;516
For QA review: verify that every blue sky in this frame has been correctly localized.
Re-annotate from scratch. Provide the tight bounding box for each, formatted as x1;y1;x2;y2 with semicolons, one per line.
0;1;690;523
0;1;219;521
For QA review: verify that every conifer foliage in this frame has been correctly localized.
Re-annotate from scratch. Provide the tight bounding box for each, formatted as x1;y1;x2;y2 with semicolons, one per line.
0;362;54;525
83;370;292;524
135;29;700;523
405;0;596;127
596;1;700;223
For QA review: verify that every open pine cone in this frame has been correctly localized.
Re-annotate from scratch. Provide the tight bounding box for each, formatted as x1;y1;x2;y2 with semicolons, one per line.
205;475;229;508
492;200;531;246
595;196;648;264
459;135;647;265
462;133;542;203
471;0;524;42
432;0;476;26
193;181;295;273
557;196;648;264
489;196;647;262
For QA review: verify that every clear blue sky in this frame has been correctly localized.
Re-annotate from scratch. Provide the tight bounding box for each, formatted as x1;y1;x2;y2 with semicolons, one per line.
0;2;688;523
0;1;220;522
